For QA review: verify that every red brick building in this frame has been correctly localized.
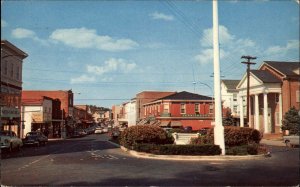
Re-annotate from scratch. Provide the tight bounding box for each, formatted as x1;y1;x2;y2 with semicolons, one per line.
136;91;175;122
73;105;93;129
143;91;215;130
237;61;300;134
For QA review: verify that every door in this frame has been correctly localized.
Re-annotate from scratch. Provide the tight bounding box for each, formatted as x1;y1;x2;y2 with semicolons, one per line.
268;108;272;133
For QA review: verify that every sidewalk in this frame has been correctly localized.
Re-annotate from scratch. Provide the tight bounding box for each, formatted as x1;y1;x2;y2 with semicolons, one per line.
260;139;286;147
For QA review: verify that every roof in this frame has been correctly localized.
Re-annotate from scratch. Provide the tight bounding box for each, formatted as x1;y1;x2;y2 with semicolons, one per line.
250;70;282;83
263;61;299;77
221;80;240;90
1;40;28;59
157;91;213;101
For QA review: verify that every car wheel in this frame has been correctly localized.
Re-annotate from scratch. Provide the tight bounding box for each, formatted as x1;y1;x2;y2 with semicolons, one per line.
9;143;13;152
36;141;40;147
17;145;21;151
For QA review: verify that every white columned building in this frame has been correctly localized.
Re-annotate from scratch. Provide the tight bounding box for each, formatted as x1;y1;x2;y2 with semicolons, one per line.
237;70;282;134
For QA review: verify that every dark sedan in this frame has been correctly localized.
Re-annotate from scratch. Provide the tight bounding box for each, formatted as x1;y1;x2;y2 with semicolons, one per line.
23;132;48;147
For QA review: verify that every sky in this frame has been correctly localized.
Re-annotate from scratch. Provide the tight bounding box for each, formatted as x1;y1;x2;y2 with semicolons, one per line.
1;0;299;108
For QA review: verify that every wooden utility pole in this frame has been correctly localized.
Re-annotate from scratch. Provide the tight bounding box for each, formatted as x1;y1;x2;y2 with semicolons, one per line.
241;55;256;127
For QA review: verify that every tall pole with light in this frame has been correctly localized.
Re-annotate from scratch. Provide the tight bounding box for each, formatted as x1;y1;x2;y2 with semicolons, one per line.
212;0;225;155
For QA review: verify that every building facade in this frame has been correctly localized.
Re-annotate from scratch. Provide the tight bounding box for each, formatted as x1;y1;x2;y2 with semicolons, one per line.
143;91;215;130
1;40;28;137
21;96;52;138
135;91;176;122
237;61;300;134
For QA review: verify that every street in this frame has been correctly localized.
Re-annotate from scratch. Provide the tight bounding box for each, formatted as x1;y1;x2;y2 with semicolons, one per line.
1;134;299;186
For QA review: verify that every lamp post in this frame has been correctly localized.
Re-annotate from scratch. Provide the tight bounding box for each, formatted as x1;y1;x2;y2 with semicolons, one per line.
193;81;214;117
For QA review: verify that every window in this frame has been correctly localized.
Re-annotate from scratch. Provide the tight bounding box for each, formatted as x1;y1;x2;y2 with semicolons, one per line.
10;63;14;78
195;103;200;113
233;105;238;113
180;103;186;114
297;91;300;103
275;93;279;103
4;61;8;75
233;94;237;101
209;104;213;114
275;112;280;126
163;103;169;113
16;66;20;80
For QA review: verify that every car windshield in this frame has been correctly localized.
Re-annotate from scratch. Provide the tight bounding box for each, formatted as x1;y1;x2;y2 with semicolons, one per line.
26;132;39;136
0;131;11;136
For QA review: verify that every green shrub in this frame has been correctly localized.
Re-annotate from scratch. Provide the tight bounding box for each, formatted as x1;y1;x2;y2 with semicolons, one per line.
132;143;221;155
281;107;300;135
190;126;262;146
119;125;174;148
225;144;259;155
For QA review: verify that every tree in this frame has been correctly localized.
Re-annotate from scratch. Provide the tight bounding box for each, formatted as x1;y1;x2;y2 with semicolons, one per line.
281;107;300;135
223;110;235;126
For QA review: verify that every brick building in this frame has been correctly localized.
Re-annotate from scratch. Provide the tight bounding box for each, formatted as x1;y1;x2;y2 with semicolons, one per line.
237;61;300;134
1;40;28;137
143;91;215;130
22;90;74;137
135;91;175;122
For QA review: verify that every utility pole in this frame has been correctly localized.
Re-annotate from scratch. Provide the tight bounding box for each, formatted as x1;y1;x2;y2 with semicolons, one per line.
241;55;256;127
212;0;225;155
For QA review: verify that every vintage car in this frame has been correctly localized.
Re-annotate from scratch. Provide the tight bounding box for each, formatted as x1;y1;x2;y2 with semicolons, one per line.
23;131;48;146
0;130;23;151
283;135;299;147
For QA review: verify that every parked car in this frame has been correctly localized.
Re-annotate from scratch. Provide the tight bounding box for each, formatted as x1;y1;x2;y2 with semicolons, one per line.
283;135;299;147
183;126;193;133
23;131;48;147
94;127;103;134
198;127;211;136
102;128;108;133
0;130;23;152
109;130;120;139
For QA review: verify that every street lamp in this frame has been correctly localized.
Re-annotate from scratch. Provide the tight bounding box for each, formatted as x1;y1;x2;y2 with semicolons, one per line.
193;81;214;120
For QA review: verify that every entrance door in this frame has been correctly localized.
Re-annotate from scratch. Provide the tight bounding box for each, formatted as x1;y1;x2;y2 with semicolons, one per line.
268;108;272;133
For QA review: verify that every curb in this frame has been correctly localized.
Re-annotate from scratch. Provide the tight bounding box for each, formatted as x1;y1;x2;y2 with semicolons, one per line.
107;140;121;148
119;146;265;161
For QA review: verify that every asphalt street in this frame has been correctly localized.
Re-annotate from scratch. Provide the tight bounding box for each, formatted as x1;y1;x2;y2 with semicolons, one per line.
1;134;299;186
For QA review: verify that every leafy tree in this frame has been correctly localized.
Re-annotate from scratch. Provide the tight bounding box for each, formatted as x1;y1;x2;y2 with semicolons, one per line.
281;107;300;135
223;110;235;126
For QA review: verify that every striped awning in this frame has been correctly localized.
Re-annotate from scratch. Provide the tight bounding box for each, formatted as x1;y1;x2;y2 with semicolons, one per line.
171;121;182;127
159;121;170;127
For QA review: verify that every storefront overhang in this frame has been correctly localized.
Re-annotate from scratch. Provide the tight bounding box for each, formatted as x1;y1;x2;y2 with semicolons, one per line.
159;121;170;127
170;121;182;127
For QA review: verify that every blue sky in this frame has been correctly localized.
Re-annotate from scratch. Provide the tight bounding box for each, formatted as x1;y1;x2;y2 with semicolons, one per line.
2;0;299;108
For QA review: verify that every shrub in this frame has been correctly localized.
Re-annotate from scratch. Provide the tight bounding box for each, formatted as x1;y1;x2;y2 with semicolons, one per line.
281;107;300;135
225;143;259;155
119;125;174;148
190;126;262;146
132;143;221;155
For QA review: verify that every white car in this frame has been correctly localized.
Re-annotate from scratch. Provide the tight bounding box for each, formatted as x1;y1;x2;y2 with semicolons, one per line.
94;128;103;134
283;135;299;147
0;130;23;152
102;128;108;133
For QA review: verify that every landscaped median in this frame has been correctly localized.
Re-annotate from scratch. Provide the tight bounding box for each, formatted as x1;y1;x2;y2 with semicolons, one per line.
109;125;268;160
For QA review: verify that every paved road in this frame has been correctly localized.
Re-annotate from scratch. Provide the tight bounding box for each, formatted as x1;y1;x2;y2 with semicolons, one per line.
1;134;299;186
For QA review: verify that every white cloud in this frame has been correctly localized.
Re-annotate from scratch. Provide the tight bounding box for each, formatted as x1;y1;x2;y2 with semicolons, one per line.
70;74;96;84
1;19;7;27
87;58;137;75
264;40;300;57
194;48;227;65
201;25;235;47
149;12;174;21
11;28;49;45
50;27;139;52
12;28;36;39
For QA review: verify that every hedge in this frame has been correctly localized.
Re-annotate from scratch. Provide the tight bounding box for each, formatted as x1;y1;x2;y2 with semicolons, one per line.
132;143;221;155
119;125;174;147
190;126;262;146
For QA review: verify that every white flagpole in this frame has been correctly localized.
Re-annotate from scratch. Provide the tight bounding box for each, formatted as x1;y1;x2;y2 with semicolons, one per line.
212;0;225;155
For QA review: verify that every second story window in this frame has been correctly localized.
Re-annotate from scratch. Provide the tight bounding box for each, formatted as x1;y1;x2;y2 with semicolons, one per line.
180;103;186;114
10;63;14;78
16;66;20;80
233;94;237;101
195;103;200;114
163;103;169;113
209;104;213;114
4;61;8;75
275;93;279;103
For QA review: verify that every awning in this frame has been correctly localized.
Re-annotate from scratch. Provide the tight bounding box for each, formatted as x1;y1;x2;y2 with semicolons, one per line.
159;121;170;127
171;121;182;127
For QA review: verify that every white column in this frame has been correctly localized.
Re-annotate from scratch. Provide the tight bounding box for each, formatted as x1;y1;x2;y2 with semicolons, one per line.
263;93;269;133
249;96;252;128
255;94;260;130
239;95;244;127
279;93;283;133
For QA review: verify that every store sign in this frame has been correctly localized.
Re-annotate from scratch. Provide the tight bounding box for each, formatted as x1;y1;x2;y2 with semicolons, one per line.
0;107;20;118
32;113;43;122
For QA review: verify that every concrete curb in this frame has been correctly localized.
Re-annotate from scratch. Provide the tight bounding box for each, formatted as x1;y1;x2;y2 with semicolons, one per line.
119;146;265;161
107;140;121;148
